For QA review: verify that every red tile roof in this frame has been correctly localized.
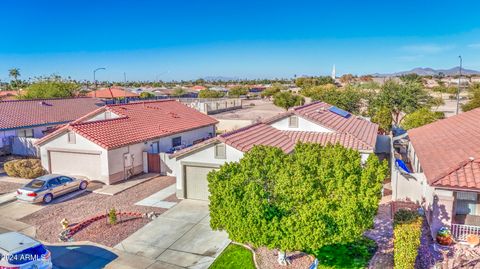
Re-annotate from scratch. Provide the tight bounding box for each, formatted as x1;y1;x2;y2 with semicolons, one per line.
37;100;218;150
86;87;139;98
264;101;379;150
283;131;372;151
0;98;104;130
218;123;295;153
408;108;480;190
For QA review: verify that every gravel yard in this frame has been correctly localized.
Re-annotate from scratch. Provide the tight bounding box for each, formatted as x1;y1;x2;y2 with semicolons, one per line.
255;247;314;269
0;181;23;195
20;176;177;246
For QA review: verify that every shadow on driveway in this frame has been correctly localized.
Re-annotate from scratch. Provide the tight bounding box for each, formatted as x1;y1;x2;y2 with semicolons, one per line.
47;244;118;269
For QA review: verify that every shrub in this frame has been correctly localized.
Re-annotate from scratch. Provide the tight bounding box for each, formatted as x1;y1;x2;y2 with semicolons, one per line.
4;159;45;179
108;208;117;225
393;210;422;269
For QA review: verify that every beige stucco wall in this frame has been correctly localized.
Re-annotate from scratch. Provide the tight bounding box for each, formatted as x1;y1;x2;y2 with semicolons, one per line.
39;132;110;182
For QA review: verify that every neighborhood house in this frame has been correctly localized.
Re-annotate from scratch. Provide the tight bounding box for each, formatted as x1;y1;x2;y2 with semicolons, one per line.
168;101;382;201
392;107;480;241
36;100;218;185
0;98;103;156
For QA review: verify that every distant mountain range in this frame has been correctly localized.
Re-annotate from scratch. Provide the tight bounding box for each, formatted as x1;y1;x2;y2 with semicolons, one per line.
374;66;480;77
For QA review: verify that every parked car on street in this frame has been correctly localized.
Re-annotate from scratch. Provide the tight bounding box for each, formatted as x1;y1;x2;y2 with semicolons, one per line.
16;174;88;204
0;232;52;269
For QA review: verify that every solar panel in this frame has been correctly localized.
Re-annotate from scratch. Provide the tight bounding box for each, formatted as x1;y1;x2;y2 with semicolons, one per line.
328;106;350;118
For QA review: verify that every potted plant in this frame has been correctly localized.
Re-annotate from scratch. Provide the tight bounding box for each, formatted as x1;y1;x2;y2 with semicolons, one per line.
436;227;453;246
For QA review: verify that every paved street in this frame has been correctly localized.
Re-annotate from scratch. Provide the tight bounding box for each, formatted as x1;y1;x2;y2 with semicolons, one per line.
115;200;230;269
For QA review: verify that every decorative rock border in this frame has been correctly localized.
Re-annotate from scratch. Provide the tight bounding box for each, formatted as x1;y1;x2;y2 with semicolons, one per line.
59;211;157;242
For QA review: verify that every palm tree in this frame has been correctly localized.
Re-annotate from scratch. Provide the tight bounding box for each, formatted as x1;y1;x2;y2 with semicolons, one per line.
8;68;20;89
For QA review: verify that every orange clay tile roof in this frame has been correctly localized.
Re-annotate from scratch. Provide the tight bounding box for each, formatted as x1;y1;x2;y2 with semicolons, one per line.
37;100;218;150
0;98;104;130
86;87;139;98
283;131;372;151
408;107;480;190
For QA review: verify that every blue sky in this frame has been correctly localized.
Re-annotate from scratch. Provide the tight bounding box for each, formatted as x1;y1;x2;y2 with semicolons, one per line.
1;0;480;81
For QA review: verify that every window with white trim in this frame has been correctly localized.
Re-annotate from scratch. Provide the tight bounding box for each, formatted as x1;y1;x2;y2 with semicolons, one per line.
455;191;478;215
16;129;34;138
288;116;298;128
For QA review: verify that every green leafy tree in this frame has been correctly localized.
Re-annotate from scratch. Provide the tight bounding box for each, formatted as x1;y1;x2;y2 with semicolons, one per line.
228;86;249;97
400;108;444;130
139;91;155;99
198;89;225;98
171;88;187;97
208;144;387;265
369;80;432;125
301;84;362;114
372;107;394;133
295;76;334;88
399;73;422;83
261;83;285;97
8;68;21;89
273;91;304;110
19;76;79;99
462;83;480;112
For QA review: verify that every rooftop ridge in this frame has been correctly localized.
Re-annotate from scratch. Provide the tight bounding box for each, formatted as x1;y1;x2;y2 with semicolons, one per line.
0;97;97;103
290;100;329;111
431;157;480;185
70;116;129;127
219;122;265;138
106;99;175;108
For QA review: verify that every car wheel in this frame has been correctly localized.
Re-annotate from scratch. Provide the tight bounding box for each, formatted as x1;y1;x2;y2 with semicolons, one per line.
79;181;88;190
43;194;53;204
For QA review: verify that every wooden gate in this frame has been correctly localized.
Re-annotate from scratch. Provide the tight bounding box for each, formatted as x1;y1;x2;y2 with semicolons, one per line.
147;153;161;173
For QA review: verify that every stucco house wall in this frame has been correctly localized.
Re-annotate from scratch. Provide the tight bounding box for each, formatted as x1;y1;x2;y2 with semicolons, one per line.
169;142;244;197
39;132;110;182
270;116;334;132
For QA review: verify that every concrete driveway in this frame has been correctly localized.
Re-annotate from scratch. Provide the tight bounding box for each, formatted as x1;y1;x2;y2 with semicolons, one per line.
115;200;230;269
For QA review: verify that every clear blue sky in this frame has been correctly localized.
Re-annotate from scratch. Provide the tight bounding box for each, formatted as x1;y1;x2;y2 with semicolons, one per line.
1;0;480;81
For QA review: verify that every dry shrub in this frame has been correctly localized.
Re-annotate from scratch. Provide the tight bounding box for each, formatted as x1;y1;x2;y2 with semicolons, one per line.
4;159;46;179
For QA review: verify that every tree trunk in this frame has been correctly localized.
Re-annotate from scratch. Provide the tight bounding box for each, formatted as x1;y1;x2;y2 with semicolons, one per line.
277;250;291;266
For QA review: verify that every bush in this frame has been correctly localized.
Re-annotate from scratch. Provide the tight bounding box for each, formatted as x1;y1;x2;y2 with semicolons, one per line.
393;210;422;269
3;159;45;179
108;208;117;225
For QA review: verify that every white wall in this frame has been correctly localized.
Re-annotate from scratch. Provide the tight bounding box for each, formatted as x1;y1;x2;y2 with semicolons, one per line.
39;132;109;181
85;111;120;122
169;142;244;195
1;126;55;149
156;125;215;152
270;116;334;132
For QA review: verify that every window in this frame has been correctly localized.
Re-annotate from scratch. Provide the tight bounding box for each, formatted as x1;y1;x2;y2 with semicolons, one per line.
456;191;478;215
215;144;226;159
68;132;76;144
17;129;34;138
172;136;182;147
288;116;298;128
151;141;160;153
105;111;112;119
58;176;72;184
47;178;62;188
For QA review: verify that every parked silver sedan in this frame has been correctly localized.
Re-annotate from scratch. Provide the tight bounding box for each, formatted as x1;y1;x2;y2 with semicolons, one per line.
16;174;88;204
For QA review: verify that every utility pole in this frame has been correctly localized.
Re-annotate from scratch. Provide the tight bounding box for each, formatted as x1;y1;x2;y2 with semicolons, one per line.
456;56;462;115
93;67;106;98
124;72;127;99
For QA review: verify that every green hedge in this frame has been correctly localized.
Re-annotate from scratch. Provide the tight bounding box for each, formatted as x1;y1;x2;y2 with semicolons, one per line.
393;209;422;269
3;159;46;179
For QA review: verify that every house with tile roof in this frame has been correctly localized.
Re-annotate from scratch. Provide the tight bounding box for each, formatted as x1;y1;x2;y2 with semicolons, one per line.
36;100;218;185
167;101;383;200
0;98;104;156
391;107;480;241
86;87;139;99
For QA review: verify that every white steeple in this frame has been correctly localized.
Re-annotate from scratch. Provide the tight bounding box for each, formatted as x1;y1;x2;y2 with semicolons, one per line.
331;64;336;79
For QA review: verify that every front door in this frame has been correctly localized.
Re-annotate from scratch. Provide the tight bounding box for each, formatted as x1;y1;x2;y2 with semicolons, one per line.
147;153;161;173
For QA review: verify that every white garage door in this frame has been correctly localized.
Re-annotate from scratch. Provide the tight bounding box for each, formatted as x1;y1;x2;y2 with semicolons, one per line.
49;151;101;181
185;165;217;201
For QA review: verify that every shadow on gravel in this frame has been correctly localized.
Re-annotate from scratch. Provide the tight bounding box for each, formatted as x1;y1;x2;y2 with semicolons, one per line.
48;244;118;269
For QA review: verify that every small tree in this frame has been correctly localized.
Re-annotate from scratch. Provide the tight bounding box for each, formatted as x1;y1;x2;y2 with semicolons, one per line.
139;91;155;99
261;83;285;97
401;108;444;130
8;68;20;89
198;89;224;98
208;144;388;265
273;91;304;110
171;88;187;97
108;208;117;225
228;86;249;97
462;83;480;112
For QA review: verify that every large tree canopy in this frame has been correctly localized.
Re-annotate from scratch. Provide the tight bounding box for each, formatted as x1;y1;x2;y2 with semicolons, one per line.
295;76;334;88
273;91;304;110
228;86;249;97
400;108;444;130
301;84;363;114
208;143;387;252
198;89;225;98
19;76;79;99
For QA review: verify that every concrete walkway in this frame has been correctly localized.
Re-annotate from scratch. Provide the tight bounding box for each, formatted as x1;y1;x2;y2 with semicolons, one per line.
135;184;177;209
115;200;230;269
93;173;161;196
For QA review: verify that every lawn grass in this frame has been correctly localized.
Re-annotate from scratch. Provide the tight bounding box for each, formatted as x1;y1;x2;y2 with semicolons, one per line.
210;244;256;269
309;237;377;269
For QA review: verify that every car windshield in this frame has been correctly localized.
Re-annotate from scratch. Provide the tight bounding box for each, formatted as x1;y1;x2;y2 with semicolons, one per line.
8;244;47;265
25;180;45;189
